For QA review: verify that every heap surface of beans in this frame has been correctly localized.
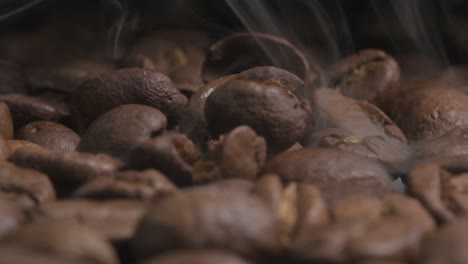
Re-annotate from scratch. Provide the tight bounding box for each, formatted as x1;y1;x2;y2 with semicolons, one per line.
2;7;468;263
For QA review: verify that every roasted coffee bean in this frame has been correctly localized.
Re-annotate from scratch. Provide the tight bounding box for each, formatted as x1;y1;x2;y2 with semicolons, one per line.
290;193;434;263
73;169;176;200
128;132;200;186
253;174;329;245
204;74;311;155
0;220;118;264
0;102;13;140
9;146;123;197
16;121;80;152
202;33;311;83
192;126;266;183
142;249;253;264
31;200;148;242
438;66;468;91
308;88;406;143
326;49;400;101
308;128;410;171
376;80;468;141
0;60;28;94
6;140;42;154
0;94;62;129
78;104;167;161
411;125;468;163
179;74;240;146
72;68;187;130
407;160;468;222
26;60;115;93
0;161;55;208
132;187;282;260
263;148;392;186
418;217;468;264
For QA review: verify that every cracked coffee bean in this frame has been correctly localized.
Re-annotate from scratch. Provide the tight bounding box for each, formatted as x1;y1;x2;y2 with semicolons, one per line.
16;121;80;152
192;126;266;183
202;33;311;83
78;104;167;161
326;49;400;101
72;68;187;130
204;70;311;155
73;169;176;200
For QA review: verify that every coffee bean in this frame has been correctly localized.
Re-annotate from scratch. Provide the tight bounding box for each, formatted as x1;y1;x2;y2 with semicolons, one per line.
326;49;400;101
0;94;62;129
30;200;148;242
72;68;187;130
73;169;176;200
132;187;282;260
263;148;392;186
0;102;13;140
192;126;266;183
0;161;55;208
142;249;253;264
78;104;167;161
0;220;118;264
202;33;311;83
128;132;200;186
16;121;80;152
204;73;311;155
376;80;468;141
6;140;42;155
9;145;123;197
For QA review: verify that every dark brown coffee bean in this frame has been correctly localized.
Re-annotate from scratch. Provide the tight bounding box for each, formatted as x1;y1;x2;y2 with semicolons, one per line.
407;161;468;223
204;76;311;155
411;125;468;163
0;137;9;161
192;126;266;183
73;169;176;200
142;249;253;264
9;146;123;197
309;88;406;143
376;80;468;141
26;60;115;93
0;220;118;264
0;94;62;129
128;132;200;186
30;200;148;242
16;121;80;152
202;33;311;83
326;49;400;101
418;217;468;264
0;161;55;208
72;68;187;130
263;148;392;186
0;102;13;140
132;187;282;260
78;104;167;161
179;74;239;146
0;60;28;94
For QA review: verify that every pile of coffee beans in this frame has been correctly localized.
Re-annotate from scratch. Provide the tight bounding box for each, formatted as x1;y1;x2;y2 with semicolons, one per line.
3;2;468;263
